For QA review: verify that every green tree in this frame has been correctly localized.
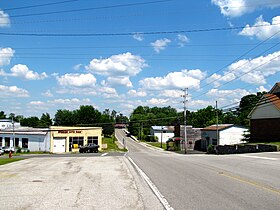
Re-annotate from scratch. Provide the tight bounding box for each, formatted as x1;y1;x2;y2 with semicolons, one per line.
0;111;6;119
53;109;76;126
237;92;265;126
38;113;52;127
76;105;101;125
20;116;40;127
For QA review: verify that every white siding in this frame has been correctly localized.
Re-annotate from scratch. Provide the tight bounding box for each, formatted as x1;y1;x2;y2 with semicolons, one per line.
250;102;280;119
154;132;174;143
0;133;50;152
219;127;247;145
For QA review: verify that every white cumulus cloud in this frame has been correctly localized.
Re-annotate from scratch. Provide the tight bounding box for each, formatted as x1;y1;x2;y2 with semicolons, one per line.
133;33;144;41
212;0;280;17
85;52;147;76
0;10;10;27
177;34;189;47
207;88;250;99
0;85;29;97
239;16;280;40
57;73;96;87
140;69;206;90
41;90;53;97
147;98;169;105
207;50;280;86
127;89;147;97
151;38;171;53
106;76;133;87
1;64;48;80
0;48;14;66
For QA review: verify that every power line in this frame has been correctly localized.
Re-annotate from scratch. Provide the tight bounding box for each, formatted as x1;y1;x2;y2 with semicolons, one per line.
2;0;173;19
0;23;279;37
191;53;280;100
2;0;80;11
199;30;280;86
3;42;276;50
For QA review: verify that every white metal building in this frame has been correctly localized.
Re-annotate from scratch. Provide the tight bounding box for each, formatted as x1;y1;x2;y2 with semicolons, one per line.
201;124;247;150
0;127;50;152
0;119;20;130
150;126;175;143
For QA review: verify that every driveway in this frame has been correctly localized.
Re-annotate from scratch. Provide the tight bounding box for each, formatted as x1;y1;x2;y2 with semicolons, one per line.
0;156;163;210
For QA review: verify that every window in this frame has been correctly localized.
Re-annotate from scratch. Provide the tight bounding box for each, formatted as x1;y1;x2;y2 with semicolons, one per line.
69;137;84;147
212;138;217;145
0;137;2;147
5;137;10;146
22;138;28;148
87;136;98;145
15;138;19;147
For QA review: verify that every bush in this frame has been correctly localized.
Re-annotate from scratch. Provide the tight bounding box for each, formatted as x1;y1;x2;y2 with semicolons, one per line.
16;147;22;153
207;144;216;154
145;135;158;142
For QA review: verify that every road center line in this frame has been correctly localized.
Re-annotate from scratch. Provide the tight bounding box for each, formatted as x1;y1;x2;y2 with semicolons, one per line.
219;172;280;195
126;155;174;210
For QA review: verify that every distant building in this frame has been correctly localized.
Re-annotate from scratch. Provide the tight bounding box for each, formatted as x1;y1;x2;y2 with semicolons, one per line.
201;124;247;150
0;127;50;151
0;119;20;130
0;126;103;153
150;126;175;143
49;126;102;153
248;82;280;141
174;125;202;150
114;124;126;129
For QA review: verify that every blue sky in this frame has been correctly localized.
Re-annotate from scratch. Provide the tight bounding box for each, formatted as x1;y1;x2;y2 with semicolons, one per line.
1;0;280;117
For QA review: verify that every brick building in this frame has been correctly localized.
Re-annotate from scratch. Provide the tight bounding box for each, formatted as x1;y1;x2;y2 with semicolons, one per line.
248;82;280;141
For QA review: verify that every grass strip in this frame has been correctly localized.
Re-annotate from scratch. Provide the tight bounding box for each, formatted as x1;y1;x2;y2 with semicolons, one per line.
0;158;24;165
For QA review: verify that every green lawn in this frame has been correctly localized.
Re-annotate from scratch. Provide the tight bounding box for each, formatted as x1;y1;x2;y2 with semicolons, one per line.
102;136;127;152
0;158;24;165
146;142;167;150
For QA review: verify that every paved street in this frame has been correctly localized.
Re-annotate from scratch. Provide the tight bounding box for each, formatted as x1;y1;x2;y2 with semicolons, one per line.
0;156;163;210
115;129;280;210
1;129;279;210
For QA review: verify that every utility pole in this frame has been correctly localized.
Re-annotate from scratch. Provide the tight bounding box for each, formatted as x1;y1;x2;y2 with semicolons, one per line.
182;88;188;154
216;101;219;145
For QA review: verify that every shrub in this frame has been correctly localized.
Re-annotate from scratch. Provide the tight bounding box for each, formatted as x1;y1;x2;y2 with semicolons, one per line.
207;144;216;154
16;147;22;153
145;135;158;142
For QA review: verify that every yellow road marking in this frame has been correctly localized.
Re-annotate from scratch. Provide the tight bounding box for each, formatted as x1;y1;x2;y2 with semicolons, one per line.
219;171;280;195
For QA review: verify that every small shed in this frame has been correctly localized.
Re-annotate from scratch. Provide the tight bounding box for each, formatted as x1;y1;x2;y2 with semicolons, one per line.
201;124;247;151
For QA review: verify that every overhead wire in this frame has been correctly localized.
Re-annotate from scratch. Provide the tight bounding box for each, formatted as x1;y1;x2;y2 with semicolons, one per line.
0;23;280;37
191;52;280;100
1;0;173;19
2;0;80;11
198;30;280;86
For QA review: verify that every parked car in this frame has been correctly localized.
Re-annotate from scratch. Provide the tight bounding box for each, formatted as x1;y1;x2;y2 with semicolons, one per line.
2;146;15;153
79;143;99;153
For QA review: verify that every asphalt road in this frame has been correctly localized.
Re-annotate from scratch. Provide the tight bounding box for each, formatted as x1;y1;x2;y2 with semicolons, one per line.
0;155;164;210
115;129;280;210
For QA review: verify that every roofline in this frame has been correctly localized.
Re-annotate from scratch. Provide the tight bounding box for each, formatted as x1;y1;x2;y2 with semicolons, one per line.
269;82;280;94
248;94;280;118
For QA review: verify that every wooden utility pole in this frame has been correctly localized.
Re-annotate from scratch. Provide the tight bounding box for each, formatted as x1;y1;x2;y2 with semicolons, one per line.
182;88;188;154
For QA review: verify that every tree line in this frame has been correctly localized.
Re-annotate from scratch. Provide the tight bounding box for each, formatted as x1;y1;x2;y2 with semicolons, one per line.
127;92;265;140
0;92;265;138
